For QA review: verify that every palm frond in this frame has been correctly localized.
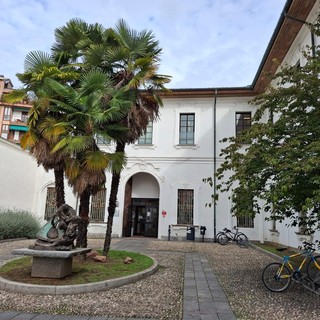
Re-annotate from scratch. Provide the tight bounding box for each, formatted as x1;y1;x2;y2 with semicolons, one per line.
64;158;81;182
107;151;127;173
2;89;27;103
82;150;110;172
20;130;38;150
24;51;53;72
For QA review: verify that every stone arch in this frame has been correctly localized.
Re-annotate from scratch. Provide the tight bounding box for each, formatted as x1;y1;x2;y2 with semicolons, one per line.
122;172;160;237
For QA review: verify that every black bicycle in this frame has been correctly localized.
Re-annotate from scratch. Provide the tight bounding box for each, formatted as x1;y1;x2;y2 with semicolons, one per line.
216;226;249;247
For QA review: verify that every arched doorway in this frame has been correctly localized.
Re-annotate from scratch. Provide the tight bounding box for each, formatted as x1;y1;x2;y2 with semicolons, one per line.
122;172;159;237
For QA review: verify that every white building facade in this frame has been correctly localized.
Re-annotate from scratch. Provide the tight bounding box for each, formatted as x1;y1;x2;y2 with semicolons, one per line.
1;0;319;248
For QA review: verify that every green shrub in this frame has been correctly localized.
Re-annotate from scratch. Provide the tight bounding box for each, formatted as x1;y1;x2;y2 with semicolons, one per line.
0;209;40;240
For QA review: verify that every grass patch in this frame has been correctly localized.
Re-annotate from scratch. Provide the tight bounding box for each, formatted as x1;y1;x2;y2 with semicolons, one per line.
254;242;310;270
254;242;296;257
0;250;153;286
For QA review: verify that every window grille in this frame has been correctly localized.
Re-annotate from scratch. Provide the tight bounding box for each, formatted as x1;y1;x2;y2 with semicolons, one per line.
44;187;56;220
235;112;251;137
237;215;254;228
90;188;106;222
177;189;194;224
179;113;195;145
138;122;153;144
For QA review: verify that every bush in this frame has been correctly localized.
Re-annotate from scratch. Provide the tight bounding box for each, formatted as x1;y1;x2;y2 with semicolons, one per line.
0;209;40;240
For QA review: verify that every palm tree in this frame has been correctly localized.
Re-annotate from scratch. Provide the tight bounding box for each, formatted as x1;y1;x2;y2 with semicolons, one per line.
45;69;129;246
50;18;171;254
5;51;79;208
90;20;171;255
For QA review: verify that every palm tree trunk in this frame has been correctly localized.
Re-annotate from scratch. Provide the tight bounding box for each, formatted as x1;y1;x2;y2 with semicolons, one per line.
76;188;90;248
54;167;65;208
103;141;125;256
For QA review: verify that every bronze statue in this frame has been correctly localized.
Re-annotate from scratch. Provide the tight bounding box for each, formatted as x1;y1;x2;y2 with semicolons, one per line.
31;204;81;250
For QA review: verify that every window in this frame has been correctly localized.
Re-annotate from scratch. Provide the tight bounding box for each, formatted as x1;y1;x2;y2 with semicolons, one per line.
232;187;254;228
44;187;56;220
2;124;8;132
96;134;111;145
235;112;251;137
237;215;254;228
90;188;106;222
21;111;29;122
177;189;194;224
138;122;153;144
179;113;194;145
3;107;11;120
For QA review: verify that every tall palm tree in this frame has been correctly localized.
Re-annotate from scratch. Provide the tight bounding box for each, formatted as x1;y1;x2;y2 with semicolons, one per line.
5;51;79;208
50;18;171;254
89;20;171;254
45;69;129;246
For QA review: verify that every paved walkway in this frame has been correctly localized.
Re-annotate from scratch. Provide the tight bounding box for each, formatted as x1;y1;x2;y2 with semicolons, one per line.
0;238;236;320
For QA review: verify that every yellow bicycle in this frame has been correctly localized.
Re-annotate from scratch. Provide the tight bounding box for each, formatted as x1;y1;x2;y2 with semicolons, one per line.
262;241;320;292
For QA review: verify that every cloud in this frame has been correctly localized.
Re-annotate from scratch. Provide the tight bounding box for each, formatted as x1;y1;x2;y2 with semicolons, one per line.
0;0;286;89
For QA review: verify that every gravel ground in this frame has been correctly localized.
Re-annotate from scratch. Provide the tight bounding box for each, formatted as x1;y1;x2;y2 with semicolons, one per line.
0;239;320;319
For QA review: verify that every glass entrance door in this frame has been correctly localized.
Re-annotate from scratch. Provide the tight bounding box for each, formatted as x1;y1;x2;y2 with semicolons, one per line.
131;199;158;237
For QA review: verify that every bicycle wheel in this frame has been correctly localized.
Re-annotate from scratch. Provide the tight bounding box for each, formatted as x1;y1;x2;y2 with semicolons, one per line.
217;233;229;245
235;233;248;247
262;262;291;292
307;255;320;284
215;231;224;240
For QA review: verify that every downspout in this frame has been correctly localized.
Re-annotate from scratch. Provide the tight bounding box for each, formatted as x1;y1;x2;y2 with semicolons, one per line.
213;88;217;242
284;12;315;57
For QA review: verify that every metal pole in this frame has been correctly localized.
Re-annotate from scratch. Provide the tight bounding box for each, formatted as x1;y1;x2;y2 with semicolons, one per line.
213;89;217;242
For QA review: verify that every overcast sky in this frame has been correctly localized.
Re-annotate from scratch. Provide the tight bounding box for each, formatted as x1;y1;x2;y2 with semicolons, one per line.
1;0;287;89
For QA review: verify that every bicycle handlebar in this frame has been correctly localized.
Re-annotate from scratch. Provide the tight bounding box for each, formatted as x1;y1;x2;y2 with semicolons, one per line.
298;240;316;252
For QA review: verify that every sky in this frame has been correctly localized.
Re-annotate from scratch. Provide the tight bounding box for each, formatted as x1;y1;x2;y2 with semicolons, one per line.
0;0;287;89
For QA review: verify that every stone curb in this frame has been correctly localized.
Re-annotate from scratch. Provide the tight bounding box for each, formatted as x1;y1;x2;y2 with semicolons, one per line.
0;256;158;295
249;242;284;261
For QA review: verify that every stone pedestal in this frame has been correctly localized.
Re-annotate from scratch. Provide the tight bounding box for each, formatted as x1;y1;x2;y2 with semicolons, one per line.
12;248;91;279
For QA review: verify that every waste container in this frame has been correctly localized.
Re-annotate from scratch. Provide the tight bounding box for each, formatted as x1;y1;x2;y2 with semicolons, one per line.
186;226;195;241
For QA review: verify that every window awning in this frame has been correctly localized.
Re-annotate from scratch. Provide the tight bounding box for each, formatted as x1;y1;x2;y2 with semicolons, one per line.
9;125;28;132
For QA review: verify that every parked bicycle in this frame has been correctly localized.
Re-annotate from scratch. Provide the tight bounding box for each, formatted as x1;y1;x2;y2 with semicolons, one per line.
216;226;248;247
262;241;320;292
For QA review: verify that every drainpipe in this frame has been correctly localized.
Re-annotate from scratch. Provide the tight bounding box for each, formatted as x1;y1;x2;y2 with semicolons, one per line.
213;89;217;242
284;12;315;57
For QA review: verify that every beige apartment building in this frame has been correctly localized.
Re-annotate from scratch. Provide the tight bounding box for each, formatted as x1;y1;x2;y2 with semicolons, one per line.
0;76;31;144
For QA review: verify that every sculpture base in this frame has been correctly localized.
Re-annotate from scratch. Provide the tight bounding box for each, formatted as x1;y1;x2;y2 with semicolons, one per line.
32;256;72;278
12;248;92;279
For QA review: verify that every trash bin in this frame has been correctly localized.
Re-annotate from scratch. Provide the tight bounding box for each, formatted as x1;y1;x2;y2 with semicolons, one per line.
186;226;195;241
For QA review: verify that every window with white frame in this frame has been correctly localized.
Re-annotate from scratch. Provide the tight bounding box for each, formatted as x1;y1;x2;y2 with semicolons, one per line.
177;189;194;224
235;112;251;137
138;122;153;144
179;113;195;145
3;107;11;120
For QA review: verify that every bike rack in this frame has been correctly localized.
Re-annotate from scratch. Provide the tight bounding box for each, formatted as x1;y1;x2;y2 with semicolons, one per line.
292;273;320;295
